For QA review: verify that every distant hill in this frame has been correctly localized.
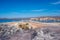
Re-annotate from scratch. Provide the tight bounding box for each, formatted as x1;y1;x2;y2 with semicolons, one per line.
0;16;60;20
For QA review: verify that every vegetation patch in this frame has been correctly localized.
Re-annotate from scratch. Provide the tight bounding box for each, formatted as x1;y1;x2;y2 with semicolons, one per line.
18;23;29;30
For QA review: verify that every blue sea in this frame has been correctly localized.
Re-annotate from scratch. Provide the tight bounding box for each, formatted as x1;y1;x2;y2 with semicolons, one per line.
0;19;22;23
0;19;60;23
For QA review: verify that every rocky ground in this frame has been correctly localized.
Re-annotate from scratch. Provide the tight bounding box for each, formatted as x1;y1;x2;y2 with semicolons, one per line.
0;23;37;40
33;26;60;40
0;22;60;40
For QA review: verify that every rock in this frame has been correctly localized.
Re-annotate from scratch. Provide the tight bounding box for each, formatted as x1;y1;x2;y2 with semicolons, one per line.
32;27;60;40
0;23;60;40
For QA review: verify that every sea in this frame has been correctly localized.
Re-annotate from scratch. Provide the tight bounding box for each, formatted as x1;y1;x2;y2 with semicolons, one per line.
0;19;22;23
0;19;60;23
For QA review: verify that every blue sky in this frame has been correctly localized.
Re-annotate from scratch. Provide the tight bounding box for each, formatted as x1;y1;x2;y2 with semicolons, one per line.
0;0;60;18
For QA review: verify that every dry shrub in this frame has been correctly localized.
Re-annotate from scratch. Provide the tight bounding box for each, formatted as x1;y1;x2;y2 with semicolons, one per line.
18;23;29;30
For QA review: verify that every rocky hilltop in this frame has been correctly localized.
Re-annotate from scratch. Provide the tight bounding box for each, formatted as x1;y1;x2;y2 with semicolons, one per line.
0;16;60;40
0;22;60;40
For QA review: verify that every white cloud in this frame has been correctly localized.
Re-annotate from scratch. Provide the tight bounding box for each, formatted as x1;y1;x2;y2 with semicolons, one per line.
20;9;47;12
31;9;46;12
51;1;60;5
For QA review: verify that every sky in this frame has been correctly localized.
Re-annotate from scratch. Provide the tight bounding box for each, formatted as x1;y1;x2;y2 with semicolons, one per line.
0;0;60;18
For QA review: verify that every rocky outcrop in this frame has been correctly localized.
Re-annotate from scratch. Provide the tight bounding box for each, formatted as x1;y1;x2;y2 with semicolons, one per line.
33;26;60;40
0;23;36;40
0;23;60;40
